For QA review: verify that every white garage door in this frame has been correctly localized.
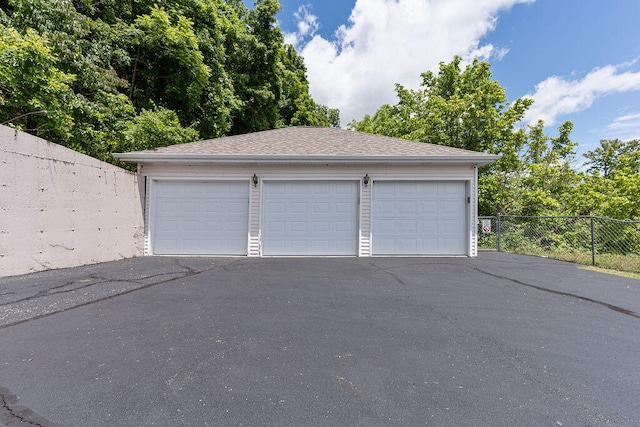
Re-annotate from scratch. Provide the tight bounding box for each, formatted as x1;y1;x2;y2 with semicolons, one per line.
372;181;467;255
152;181;249;255
263;181;358;255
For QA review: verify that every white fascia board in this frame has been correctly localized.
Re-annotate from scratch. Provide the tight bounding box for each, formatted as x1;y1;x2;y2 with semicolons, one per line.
113;153;502;166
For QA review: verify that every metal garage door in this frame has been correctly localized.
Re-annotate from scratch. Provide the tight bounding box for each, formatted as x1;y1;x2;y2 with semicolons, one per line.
372;181;467;255
262;181;358;255
152;181;249;255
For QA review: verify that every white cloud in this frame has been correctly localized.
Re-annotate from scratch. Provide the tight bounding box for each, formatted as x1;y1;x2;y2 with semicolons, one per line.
524;63;640;126
284;5;320;47
604;111;640;141
290;0;533;125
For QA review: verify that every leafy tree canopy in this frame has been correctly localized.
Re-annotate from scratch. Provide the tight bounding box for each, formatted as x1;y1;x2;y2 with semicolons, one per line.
0;0;339;168
350;57;638;219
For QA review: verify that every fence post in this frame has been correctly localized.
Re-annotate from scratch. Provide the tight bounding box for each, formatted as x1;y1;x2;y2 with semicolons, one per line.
496;214;501;252
590;216;596;266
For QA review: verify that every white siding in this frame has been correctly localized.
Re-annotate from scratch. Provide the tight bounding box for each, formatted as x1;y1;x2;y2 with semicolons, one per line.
359;183;372;256
470;166;478;257
249;181;261;256
144;176;151;255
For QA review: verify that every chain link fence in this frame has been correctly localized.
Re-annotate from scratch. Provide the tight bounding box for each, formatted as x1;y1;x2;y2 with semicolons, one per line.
478;216;640;273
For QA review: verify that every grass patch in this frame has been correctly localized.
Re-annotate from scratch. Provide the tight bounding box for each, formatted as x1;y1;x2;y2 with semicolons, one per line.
579;266;640;280
503;248;640;275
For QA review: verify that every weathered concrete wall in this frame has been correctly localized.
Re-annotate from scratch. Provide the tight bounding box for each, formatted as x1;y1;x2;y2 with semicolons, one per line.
0;125;144;277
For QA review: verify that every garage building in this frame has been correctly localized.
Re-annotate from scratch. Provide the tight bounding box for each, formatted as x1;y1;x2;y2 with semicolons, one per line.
114;127;499;257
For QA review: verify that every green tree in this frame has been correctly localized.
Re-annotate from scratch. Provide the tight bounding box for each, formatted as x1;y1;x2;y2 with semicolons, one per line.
114;107;199;168
566;139;640;219
129;6;211;123
0;23;75;141
226;0;282;134
0;0;338;164
584;139;640;178
479;120;579;216
350;57;581;217
350;56;532;154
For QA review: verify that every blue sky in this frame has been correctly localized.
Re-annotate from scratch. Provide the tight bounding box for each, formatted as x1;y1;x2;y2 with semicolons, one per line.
246;0;640;162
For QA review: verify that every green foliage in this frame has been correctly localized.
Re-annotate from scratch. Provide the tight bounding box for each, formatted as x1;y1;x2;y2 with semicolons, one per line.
565;139;640;220
482;216;640;273
117;107;199;164
129;6;211;117
0;0;337;163
482;120;579;216
350;56;532;153
584;139;640;178
0;23;76;141
350;57;581;217
350;57;638;222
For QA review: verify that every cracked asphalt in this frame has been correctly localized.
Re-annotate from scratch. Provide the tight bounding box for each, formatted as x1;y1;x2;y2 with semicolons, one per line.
1;253;639;426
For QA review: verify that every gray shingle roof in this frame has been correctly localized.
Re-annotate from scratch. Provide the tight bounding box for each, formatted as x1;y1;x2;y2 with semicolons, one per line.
114;126;500;164
138;127;485;155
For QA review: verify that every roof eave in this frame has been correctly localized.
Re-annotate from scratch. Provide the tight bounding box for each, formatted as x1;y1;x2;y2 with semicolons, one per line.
112;153;501;166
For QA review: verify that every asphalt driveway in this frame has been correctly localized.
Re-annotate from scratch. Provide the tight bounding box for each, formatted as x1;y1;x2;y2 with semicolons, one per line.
1;253;639;426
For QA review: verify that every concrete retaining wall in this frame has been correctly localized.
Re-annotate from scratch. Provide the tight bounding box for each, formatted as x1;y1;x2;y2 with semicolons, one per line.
0;125;144;277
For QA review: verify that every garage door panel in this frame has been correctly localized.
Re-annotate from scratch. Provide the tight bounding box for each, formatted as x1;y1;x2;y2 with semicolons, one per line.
226;201;247;214
376;219;395;234
288;221;304;232
290;240;309;252
335;221;353;232
288;202;304;214
183;202;199;213
263;181;358;256
420;220;438;234
311;202;329;214
372;181;466;255
312;240;330;251
441;219;462;233
203;220;222;232
399;220;418;233
418;185;438;197
420;200;438;215
335;184;354;195
398;200;417;215
335;202;353;214
399;184;418;197
313;221;330;232
153;181;249;255
205;202;222;213
439;182;464;196
375;200;396;216
396;239;418;252
159;200;179;213
418;238;439;252
266;201;286;214
441;200;463;214
313;183;330;194
291;183;309;194
226;220;247;232
267;221;286;233
158;219;178;232
335;239;355;252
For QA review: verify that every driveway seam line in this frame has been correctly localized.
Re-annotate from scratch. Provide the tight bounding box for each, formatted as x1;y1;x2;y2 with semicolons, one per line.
472;266;640;320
